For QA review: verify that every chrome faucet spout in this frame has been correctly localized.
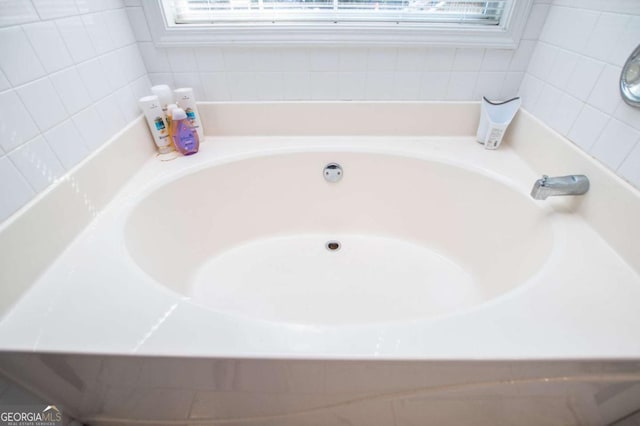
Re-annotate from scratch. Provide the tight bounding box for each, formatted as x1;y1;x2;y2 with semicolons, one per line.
530;175;590;200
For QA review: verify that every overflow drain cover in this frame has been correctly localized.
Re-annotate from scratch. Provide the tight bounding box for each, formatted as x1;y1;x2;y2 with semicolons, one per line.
326;241;341;251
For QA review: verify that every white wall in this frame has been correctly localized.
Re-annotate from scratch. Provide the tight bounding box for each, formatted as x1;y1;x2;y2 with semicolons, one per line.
520;0;640;188
0;0;150;222
129;2;551;103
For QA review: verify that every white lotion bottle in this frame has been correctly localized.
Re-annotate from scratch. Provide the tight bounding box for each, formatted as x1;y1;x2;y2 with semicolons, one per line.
138;95;174;154
174;87;204;140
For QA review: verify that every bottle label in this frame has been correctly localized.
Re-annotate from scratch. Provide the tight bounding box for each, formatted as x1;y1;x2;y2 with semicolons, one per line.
179;133;197;151
485;127;504;150
154;117;166;132
172;119;199;154
185;108;196;123
153;117;169;138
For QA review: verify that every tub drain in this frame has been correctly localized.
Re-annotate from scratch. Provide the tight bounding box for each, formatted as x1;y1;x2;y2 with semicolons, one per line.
326;241;341;251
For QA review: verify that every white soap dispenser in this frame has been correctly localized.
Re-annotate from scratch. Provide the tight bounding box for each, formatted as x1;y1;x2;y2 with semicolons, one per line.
476;97;521;150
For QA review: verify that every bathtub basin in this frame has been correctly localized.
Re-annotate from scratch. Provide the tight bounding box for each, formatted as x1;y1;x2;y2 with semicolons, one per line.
1;130;639;359
125;152;552;325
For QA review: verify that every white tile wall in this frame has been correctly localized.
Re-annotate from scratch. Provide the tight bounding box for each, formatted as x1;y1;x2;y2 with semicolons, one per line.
0;157;35;221
31;0;79;20
0;90;40;152
50;67;93;115
0;0;149;222
0;2;39;28
0;26;47;86
521;0;640;189
144;44;538;104
56;16;96;63
8;136;65;192
133;1;547;104
43;119;90;169
23;21;74;73
15;77;68;131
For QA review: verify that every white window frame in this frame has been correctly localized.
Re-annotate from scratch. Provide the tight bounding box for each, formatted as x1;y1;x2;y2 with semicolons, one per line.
143;0;533;48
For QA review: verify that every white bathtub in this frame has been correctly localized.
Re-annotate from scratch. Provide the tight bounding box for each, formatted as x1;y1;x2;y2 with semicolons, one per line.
1;103;640;425
1;131;639;359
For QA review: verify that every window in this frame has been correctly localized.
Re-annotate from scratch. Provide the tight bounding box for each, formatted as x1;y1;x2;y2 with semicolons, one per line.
173;0;507;26
144;0;532;46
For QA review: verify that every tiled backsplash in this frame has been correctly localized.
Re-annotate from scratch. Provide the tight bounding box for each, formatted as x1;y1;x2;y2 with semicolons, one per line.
520;0;640;188
141;44;532;103
0;0;149;222
131;3;550;103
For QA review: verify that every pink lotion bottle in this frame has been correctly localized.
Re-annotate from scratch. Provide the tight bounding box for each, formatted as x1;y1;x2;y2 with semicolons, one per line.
171;108;199;155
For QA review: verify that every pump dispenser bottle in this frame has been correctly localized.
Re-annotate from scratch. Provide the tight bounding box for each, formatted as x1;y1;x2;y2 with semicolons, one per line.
174;88;203;140
151;85;173;112
171;108;199;155
165;103;178;137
